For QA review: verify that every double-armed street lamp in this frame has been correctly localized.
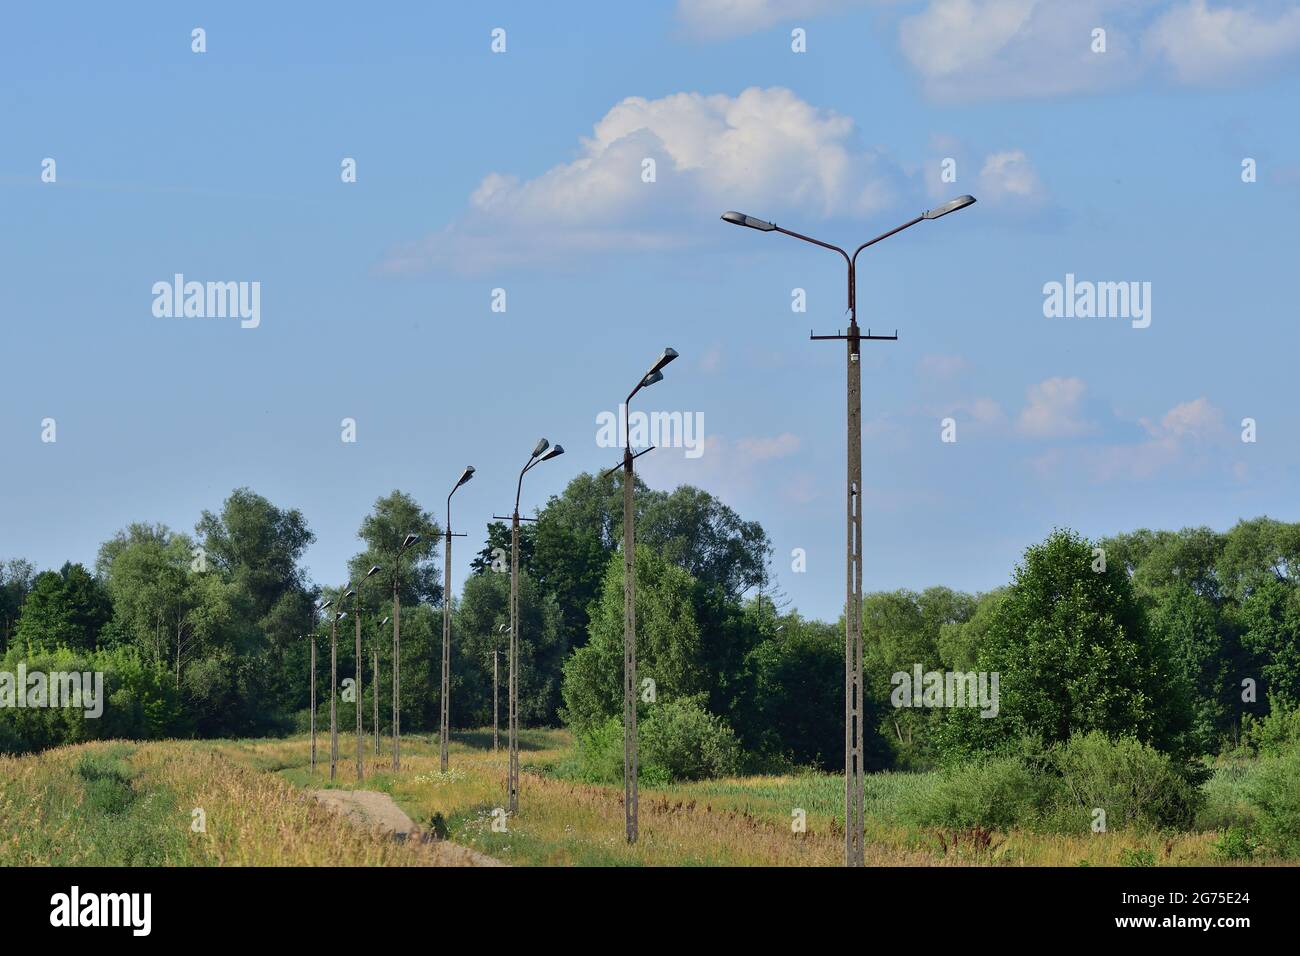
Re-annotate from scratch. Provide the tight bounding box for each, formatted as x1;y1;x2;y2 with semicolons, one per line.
391;532;421;772
720;196;976;866
497;438;564;813
442;466;476;772
602;347;678;845
320;589;353;782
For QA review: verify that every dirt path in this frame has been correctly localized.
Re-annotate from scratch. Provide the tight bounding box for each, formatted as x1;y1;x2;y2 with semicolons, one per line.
311;789;502;866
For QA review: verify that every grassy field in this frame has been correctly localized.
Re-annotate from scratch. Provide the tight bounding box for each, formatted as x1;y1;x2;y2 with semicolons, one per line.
4;727;1282;866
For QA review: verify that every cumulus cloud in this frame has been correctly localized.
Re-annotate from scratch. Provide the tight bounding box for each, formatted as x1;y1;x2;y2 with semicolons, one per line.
895;0;1298;101
1016;377;1092;438
898;0;1141;101
1145;0;1300;84
1030;396;1230;482
676;0;871;38
381;87;904;274
637;430;804;503
1139;396;1226;441
977;150;1047;205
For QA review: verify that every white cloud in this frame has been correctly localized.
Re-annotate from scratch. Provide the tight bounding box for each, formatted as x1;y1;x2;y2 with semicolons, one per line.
1145;0;1300;84
898;0;1300;101
918;353;970;380
734;432;801;461
676;0;870;38
1139;396;1225;441
1030;396;1230;482
898;0;1143;101
1016;376;1092;438
382;87;902;273
977;150;1046;205
637;430;803;502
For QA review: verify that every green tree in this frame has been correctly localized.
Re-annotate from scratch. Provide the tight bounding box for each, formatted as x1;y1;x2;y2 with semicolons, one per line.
14;563;112;652
0;559;37;652
562;546;705;733
195;488;317;716
454;569;566;727
936;529;1193;759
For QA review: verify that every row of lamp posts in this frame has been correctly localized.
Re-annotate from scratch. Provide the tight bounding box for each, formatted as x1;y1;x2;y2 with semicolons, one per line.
297;187;974;865
297;347;678;845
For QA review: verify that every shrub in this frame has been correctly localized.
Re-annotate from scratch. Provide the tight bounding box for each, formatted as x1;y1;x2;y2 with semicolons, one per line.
0;646;185;754
572;716;625;786
1245;748;1300;856
640;697;741;783
1196;761;1259;831
901;754;1050;831
1242;702;1300;757
570;697;741;785
1212;826;1256;862
1047;732;1201;832
1119;847;1156;867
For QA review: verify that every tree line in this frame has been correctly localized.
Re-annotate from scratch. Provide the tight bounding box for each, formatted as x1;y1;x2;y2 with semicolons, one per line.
2;480;1298;783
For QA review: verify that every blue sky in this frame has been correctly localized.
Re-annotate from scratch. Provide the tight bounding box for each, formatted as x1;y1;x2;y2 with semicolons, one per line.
2;1;1298;621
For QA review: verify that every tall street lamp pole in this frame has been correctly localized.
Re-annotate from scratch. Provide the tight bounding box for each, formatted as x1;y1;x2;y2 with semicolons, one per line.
305;627;320;773
442;466;475;772
325;588;352;782
720;196;976;866
375;616;389;756
392;532;420;772
495;624;509;753
497;438;564;814
603;347;678;845
354;566;380;781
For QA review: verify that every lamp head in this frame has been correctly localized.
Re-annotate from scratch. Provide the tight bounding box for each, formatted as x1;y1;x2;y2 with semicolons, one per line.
924;195;977;220
721;211;776;232
648;347;678;376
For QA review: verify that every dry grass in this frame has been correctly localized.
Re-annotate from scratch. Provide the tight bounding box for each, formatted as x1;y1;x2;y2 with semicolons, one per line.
2;730;1282;866
0;739;483;866
210;730;1247;867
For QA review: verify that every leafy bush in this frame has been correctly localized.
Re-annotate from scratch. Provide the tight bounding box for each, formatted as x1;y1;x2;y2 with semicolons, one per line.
1212;826;1256;861
1196;761;1259;831
572;716;626;785
1245;748;1300;856
0;646;185;754
640;696;741;783
1119;847;1156;867
571;697;741;785
1242;702;1300;757
1047;731;1201;831
901;754;1050;831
